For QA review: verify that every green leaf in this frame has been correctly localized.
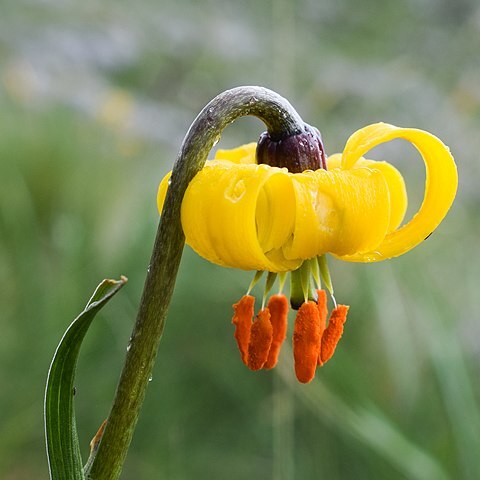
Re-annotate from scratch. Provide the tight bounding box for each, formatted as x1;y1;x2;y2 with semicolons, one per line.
44;276;127;480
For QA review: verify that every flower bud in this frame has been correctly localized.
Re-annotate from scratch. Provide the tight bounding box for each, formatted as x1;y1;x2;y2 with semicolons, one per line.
256;123;327;173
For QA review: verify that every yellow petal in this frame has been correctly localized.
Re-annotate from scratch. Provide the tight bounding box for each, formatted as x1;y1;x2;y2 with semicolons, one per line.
157;170;172;215
337;123;457;262
282;168;391;259
214;142;257;164
325;153;342;169
156;156;250;214
327;153;407;233
181;161;301;272
362;159;407;233
157;147;299;271
282;171;336;260
159;146;395;270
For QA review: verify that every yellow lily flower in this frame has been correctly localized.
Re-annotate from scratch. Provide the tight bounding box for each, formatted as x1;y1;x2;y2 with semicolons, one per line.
157;122;457;383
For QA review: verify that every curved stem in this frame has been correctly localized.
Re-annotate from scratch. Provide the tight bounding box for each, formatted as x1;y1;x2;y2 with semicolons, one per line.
86;86;306;480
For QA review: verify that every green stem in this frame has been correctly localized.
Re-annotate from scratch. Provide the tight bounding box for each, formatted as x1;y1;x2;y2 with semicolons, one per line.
86;86;306;480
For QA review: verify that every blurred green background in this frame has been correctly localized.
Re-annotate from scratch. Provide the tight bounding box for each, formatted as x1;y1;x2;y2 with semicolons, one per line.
1;0;478;478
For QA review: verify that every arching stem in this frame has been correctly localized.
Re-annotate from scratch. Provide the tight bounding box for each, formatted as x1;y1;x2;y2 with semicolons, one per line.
86;86;306;480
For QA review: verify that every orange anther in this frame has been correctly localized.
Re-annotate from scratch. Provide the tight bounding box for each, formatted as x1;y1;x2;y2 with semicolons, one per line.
264;294;289;369
316;289;328;365
316;289;328;331
293;301;322;383
248;309;273;371
232;295;254;365
320;305;349;364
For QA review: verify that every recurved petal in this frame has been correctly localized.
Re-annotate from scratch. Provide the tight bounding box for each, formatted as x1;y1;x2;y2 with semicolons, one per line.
361;159;407;233
283;168;391;259
181;161;301;272
328;154;407;233
282;170;336;260
337;123;457;262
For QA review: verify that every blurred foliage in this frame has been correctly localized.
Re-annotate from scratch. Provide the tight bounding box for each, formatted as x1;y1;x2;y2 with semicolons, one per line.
1;0;479;479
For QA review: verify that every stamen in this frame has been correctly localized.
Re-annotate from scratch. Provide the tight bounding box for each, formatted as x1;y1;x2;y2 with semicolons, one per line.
262;271;278;310
320;305;349;364
316;290;328;332
290;262;318;310
300;261;311;304
316;290;328;365
264;294;289;369
278;272;287;294
247;270;264;295
317;255;334;296
318;255;336;306
232;295;255;365
247;309;273;371
310;258;322;290
293;301;322;383
331;294;338;309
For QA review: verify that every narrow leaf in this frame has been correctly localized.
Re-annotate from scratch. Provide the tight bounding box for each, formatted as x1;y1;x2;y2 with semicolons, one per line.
44;276;127;480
